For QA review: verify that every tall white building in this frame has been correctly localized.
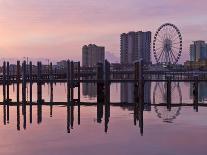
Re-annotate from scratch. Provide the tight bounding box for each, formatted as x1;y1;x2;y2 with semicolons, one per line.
190;41;207;61
120;31;151;64
82;44;105;67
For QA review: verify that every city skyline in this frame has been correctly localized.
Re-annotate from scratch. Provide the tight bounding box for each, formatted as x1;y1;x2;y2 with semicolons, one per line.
0;0;207;63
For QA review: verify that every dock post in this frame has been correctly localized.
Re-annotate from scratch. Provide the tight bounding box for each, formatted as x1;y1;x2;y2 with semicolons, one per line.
67;60;71;104
16;61;20;129
3;61;6;102
70;61;74;104
134;62;139;125
104;60;111;104
138;60;144;136
22;61;27;129
97;62;104;123
16;61;20;103
77;62;81;102
138;60;144;108
29;61;33;123
104;60;110;133
29;61;33;103
50;62;53;117
6;62;10;103
37;61;42;124
37;62;42;103
77;61;80;125
22;61;27;103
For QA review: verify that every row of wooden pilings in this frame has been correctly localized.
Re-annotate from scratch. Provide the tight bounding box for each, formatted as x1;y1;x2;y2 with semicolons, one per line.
96;60;144;134
2;60;81;131
2;60;81;103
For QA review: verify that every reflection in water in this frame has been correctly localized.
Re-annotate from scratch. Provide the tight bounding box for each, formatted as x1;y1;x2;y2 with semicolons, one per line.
154;106;181;123
1;82;207;136
153;82;182;104
82;83;97;98
190;82;207;102
153;82;182;123
121;83;151;104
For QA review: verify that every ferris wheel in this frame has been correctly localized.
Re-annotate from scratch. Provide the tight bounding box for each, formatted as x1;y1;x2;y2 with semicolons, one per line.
153;23;182;65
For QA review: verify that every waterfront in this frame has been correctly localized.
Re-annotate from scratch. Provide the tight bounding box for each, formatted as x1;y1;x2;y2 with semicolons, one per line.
0;82;206;155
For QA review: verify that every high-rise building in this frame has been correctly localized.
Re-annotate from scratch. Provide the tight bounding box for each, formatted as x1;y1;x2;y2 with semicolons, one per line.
82;44;105;67
120;31;151;64
190;41;207;61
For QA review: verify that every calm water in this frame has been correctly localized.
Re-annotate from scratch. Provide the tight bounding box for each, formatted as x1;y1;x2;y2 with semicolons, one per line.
0;82;207;155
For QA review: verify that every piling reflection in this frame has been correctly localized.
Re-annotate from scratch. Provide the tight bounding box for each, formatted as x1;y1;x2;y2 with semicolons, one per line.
1;80;207;135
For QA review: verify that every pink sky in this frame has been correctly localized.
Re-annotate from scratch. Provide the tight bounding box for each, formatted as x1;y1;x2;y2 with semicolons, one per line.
0;0;207;63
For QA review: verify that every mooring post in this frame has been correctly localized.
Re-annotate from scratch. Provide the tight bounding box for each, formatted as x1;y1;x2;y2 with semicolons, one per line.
70;61;74;104
138;60;144;136
22;61;27;117
3;61;6;102
104;60;111;104
22;61;27;103
138;60;144;110
78;62;81;102
97;63;104;103
50;62;53;117
37;61;42;103
29;61;33;123
166;76;172;110
96;62;104;123
67;60;71;104
104;60;111;133
77;61;81;125
134;61;139;125
29;61;33;103
6;62;10;103
16;61;20;103
134;61;139;103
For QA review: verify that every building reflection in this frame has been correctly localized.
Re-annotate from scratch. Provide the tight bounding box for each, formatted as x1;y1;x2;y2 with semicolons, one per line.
82;83;97;98
190;82;207;102
121;82;151;111
2;81;205;136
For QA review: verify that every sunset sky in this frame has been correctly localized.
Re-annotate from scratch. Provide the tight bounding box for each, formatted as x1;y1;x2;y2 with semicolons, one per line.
0;0;206;63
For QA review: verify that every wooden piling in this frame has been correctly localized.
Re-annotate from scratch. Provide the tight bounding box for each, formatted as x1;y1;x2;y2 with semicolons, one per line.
67;60;71;104
50;62;53;117
29;61;33;103
6;62;10;103
3;61;6;102
16;61;20;103
37;62;42;124
97;62;104;123
29;61;33;123
70;61;74;104
77;62;80;102
22;61;27;103
37;62;42;103
77;62;81;125
22;61;27;118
